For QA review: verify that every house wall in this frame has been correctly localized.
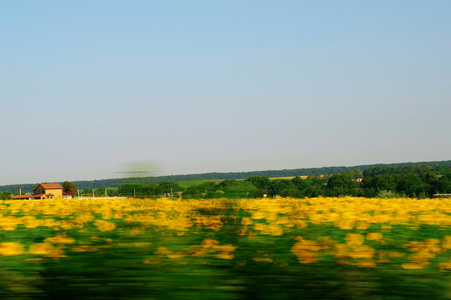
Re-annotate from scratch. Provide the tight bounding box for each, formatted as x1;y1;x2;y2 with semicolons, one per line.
46;188;63;198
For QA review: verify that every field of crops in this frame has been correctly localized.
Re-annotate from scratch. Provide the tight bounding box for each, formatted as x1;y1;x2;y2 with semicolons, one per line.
2;196;451;299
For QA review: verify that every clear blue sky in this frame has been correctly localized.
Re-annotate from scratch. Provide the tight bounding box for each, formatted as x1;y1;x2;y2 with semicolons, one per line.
1;1;450;185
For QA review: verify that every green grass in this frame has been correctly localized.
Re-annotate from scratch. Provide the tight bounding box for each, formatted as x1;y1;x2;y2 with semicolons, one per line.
176;179;224;189
175;176;308;189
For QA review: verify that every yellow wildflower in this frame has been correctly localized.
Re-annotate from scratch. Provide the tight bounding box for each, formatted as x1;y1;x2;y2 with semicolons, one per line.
443;236;451;249
253;257;273;263
241;217;253;226
251;212;265;220
349;245;375;259
0;242;24;256
94;220;117;231
354;261;376;268
366;232;383;241
45;234;75;244
356;221;370;230
29;243;54;255
402;263;425;270
439;260;451;272
202;239;219;248
336;220;355;230
215;244;237;252
217;252;234;260
345;233;364;246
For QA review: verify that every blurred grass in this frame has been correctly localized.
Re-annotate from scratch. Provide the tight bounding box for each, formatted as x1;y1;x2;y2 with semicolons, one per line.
1;197;451;299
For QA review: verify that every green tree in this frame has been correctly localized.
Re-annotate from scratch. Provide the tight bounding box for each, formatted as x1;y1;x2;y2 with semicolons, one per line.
62;181;78;197
372;175;397;192
327;174;355;196
327;174;354;190
0;191;11;200
219;180;255;192
292;176;308;190
183;182;221;199
433;174;451;194
246;176;271;189
159;181;184;193
395;173;429;198
269;179;296;196
341;169;363;179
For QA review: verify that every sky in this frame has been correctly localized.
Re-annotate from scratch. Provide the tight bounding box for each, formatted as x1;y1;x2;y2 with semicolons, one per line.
1;1;450;185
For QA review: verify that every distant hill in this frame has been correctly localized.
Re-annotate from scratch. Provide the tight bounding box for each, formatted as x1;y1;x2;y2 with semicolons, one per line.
2;159;451;193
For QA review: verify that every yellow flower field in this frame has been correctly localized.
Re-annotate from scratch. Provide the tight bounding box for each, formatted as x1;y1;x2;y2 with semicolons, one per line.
1;196;451;299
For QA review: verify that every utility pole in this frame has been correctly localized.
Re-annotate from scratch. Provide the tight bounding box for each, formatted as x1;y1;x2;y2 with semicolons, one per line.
134;189;136;198
105;188;107;198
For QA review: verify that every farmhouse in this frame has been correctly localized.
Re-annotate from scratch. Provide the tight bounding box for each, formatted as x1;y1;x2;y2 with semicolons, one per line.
10;182;71;200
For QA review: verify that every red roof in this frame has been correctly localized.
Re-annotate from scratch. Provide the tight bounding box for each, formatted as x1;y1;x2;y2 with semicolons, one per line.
10;194;44;199
35;182;63;190
10;194;31;199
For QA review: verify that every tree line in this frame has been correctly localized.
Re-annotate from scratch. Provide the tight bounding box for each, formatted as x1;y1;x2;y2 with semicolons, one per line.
2;161;451;199
103;164;451;199
2;160;451;193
